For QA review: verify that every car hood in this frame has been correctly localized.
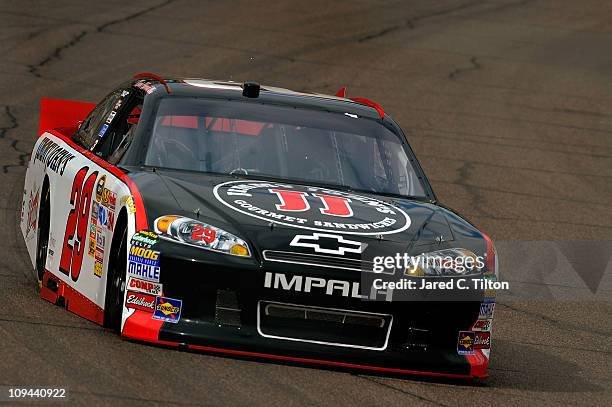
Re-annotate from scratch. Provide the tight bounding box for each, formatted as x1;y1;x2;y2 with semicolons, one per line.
130;169;484;259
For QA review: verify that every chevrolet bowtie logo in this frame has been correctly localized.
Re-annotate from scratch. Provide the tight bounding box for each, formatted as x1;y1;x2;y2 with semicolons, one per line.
290;233;367;255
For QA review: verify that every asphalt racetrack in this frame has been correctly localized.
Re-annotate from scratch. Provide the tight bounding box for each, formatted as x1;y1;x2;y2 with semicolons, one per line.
1;1;611;405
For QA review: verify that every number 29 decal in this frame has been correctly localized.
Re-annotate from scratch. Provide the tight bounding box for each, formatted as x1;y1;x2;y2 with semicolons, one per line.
59;167;98;281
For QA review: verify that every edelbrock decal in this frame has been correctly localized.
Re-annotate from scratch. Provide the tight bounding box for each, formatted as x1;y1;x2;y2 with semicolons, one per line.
125;291;156;312
213;180;411;236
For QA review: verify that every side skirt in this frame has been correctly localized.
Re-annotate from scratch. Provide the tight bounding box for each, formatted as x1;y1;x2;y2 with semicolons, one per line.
40;270;104;325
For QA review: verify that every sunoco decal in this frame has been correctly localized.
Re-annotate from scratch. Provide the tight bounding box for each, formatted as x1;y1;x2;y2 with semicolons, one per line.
457;331;475;355
213;180;411;236
153;296;182;323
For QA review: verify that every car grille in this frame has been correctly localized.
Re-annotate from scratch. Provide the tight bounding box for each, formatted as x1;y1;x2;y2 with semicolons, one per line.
257;301;393;350
263;250;394;274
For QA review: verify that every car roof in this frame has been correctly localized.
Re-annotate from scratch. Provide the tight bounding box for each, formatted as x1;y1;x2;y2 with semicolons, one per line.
131;76;387;121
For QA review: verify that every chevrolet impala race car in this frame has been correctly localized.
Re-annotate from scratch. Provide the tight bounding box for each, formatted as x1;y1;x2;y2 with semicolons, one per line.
21;73;497;380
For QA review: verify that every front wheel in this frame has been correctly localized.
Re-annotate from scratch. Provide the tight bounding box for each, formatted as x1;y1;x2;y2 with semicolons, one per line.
35;186;50;285
104;227;127;333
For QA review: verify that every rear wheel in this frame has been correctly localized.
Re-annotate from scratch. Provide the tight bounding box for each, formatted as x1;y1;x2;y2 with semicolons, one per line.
35;186;50;285
104;226;127;333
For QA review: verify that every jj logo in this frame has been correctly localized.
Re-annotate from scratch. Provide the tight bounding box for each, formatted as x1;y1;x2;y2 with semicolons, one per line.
214;180;411;236
269;189;353;217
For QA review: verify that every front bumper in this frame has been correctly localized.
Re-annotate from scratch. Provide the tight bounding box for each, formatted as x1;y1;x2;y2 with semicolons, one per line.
121;249;491;380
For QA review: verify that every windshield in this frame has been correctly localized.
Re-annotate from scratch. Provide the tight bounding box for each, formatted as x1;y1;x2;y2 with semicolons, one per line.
145;97;428;198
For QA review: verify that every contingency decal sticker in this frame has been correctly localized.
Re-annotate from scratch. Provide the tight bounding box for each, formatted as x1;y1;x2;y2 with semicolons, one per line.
127;276;162;296
479;303;495;319
125;291;156;312
152;297;182;323
474;332;491;350
457;331;475;355
472;319;492;331
121;195;137;214
127;230;161;282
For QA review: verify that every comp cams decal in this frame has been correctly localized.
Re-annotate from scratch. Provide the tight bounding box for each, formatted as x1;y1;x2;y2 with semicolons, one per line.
472;319;492;331
127;276;162;296
213;180;411;236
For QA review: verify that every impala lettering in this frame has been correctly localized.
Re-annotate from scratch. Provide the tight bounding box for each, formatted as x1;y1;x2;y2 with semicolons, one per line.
263;272;392;301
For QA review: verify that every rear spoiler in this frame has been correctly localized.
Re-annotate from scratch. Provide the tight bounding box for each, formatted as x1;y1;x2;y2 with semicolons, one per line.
39;98;96;137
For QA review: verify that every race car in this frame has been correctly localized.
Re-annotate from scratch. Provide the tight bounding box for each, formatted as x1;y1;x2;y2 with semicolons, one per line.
21;73;497;380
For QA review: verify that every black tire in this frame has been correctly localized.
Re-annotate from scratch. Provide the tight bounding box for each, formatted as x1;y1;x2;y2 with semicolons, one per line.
35;185;50;284
104;226;127;333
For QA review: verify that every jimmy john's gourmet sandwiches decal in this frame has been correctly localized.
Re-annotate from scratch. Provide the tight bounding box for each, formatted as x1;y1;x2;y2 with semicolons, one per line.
213;180;411;236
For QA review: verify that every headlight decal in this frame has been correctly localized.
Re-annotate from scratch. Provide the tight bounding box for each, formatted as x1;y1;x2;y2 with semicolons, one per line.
154;215;251;257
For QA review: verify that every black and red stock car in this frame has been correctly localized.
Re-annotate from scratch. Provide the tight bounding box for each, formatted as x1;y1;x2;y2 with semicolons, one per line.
21;73;497;380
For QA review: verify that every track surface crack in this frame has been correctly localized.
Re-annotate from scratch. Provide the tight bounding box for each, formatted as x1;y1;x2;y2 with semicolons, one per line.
453;161;493;217
449;56;480;79
27;0;175;77
0;106;29;174
358;1;481;42
356;375;453;406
